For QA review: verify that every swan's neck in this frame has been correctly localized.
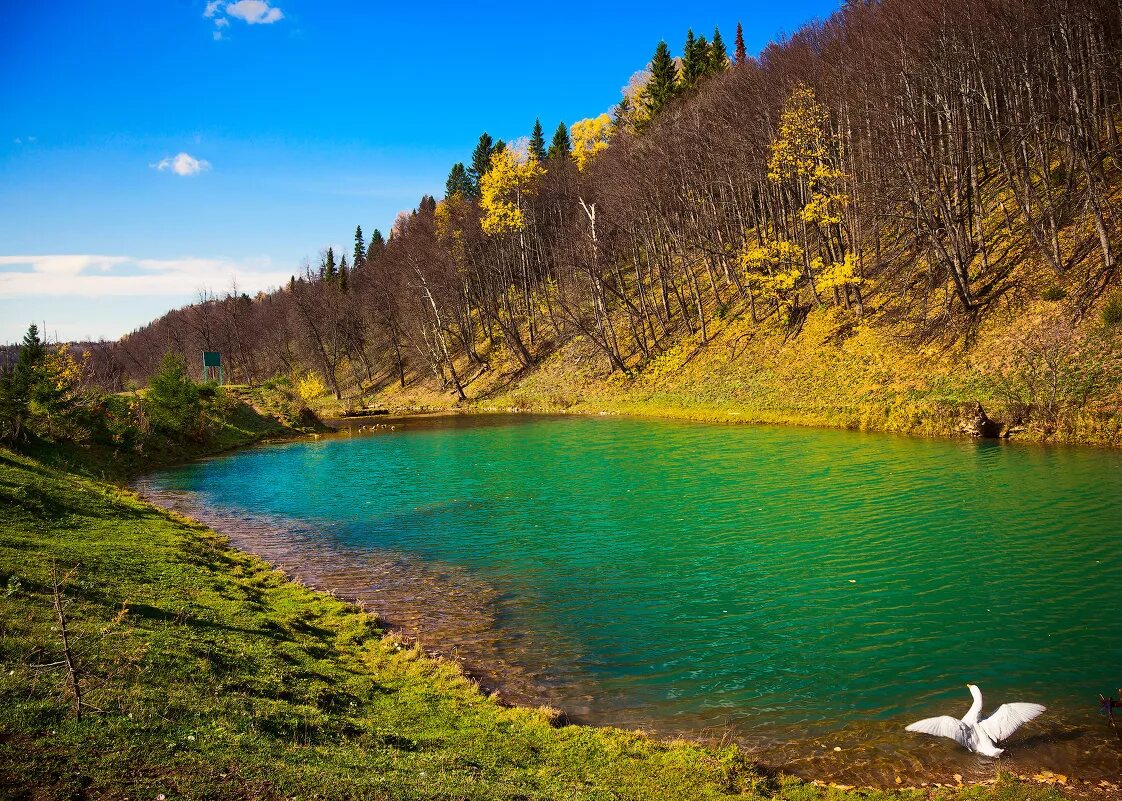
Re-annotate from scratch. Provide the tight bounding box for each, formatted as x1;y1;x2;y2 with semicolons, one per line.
964;686;983;724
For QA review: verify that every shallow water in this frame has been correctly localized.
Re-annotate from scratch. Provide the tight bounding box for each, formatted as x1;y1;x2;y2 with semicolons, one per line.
137;414;1122;784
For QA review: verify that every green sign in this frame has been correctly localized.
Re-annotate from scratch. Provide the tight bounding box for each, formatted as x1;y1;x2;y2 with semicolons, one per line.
203;352;221;367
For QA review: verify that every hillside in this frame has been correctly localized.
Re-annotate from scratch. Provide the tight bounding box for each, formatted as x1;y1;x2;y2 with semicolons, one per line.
71;0;1122;446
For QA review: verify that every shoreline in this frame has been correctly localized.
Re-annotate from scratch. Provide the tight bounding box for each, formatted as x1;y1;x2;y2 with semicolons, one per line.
132;434;1122;795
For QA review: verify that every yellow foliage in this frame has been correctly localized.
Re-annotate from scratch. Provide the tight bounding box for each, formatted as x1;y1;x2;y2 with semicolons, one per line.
817;254;862;292
768;83;833;184
737;238;804;293
570;114;614;172
480;148;544;235
293;371;327;405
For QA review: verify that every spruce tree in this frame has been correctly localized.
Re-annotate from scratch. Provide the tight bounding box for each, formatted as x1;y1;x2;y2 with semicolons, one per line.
529;119;547;161
735;22;747;66
709;27;728;74
446;163;472;197
323;247;336;282
682;30;709;89
469;132;497;197
339;253;349;292
643;41;679;119
367;229;385;260
419;195;437;216
547;123;571;160
353;225;366;268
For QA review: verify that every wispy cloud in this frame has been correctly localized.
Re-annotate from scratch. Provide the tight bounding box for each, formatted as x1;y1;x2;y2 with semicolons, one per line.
205;0;284;38
0;255;290;298
151;152;211;176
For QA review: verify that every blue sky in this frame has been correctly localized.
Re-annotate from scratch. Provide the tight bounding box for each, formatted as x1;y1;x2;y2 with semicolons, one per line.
0;0;840;344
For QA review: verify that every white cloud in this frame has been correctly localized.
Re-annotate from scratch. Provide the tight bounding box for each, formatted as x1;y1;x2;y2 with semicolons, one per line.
226;1;283;24
204;0;283;36
0;254;290;298
151;152;211;176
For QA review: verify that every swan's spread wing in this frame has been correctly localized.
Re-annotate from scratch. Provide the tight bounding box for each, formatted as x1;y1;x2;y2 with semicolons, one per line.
906;716;969;746
979;703;1045;742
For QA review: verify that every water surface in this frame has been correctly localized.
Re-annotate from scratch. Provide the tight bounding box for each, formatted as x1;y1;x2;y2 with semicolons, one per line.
138;415;1122;784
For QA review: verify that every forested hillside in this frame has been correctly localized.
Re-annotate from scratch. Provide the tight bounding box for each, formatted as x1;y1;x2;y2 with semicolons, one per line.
86;0;1122;441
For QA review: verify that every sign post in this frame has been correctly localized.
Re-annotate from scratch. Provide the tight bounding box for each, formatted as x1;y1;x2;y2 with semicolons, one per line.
202;351;223;385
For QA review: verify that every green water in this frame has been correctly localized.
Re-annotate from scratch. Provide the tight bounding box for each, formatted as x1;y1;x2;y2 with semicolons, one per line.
143;415;1122;781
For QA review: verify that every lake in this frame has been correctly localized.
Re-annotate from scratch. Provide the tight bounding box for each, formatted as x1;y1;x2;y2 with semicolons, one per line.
137;414;1122;784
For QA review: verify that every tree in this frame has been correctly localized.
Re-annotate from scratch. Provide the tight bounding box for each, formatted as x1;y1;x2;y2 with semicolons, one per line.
480;148;545;235
529;119;547;162
0;324;44;443
445;163;472;198
353;225;366;269
322;247;337;282
570;115;614;172
643;41;679;118
547;122;571;160
367;229;385;261
708;27;727;74
734;21;747;65
146;352;203;440
339;253;350;292
469;132;500;197
681;30;710;89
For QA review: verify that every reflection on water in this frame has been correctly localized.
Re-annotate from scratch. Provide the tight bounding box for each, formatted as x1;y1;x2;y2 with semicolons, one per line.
137;414;1122;786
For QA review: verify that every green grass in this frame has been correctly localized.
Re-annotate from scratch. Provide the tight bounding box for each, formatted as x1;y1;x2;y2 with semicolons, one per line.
0;449;1077;800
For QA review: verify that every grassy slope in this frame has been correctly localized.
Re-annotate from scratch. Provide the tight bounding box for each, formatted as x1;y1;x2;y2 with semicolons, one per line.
351;296;1122;447
0;449;1076;801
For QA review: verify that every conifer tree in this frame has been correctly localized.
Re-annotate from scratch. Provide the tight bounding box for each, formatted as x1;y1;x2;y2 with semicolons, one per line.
339;253;349;292
446;163;472;197
709;27;728;74
643;41;679;119
682;30;710;89
469;133;499;197
323;247;336;282
353;225;366;268
529;119;547;162
367;229;385;261
734;22;747;65
547;123;571;160
419;195;437;215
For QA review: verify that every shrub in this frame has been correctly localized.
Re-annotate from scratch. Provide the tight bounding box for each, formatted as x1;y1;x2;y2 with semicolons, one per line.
1102;290;1122;328
1040;284;1066;302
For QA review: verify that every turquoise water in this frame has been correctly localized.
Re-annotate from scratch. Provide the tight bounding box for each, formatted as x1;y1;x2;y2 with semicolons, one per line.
141;415;1122;781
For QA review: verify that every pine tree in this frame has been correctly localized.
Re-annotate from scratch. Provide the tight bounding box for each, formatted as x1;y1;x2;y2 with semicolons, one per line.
547;123;571;160
643;41;679;119
469;132;498;197
734;21;747;66
353;225;366;268
339;253;350;292
367;229;385;261
709;27;728;74
529;119;547;162
446;163;472;197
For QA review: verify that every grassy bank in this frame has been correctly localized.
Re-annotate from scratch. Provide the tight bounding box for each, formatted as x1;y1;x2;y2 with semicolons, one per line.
0;448;1083;801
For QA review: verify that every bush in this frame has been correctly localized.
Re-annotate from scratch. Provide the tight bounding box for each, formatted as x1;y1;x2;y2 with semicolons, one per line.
1102;290;1122;328
1040;284;1066;302
146;353;204;440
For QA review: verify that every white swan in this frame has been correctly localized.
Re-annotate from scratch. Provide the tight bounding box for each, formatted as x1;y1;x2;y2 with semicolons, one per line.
905;684;1045;757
